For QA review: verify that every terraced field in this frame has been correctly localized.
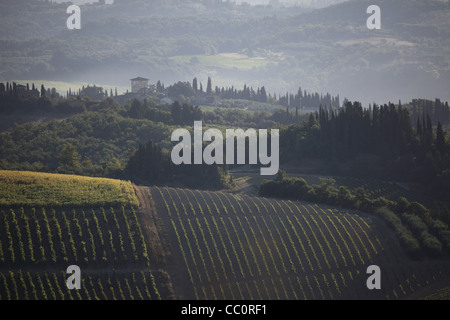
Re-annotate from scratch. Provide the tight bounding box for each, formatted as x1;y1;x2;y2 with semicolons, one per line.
151;186;450;300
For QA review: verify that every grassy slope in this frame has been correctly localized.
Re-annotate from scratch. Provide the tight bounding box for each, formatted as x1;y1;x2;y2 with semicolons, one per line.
0;170;138;207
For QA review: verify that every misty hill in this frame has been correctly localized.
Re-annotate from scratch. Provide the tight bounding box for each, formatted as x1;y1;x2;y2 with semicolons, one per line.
0;0;449;105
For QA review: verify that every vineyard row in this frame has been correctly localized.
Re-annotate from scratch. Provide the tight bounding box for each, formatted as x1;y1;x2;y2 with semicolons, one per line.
0;270;162;300
152;187;450;300
0;207;150;267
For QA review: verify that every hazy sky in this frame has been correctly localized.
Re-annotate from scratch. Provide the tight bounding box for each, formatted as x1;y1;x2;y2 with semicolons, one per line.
52;0;313;6
17;0;449;105
52;0;113;4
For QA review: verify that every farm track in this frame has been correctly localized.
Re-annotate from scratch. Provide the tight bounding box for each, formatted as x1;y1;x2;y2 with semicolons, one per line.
133;185;170;267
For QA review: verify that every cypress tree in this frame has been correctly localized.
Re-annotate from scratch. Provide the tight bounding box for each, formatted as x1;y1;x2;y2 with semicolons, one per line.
422;112;426;138
206;77;212;95
436;122;446;154
416;117;423;137
260;86;267;103
425;114;433;150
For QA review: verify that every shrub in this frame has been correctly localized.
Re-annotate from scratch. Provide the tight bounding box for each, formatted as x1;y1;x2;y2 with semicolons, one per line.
420;231;442;257
428;219;450;249
409;202;429;219
337;186;356;208
401;213;428;236
259;172;445;258
375;207;421;257
372;197;395;211
395;197;410;215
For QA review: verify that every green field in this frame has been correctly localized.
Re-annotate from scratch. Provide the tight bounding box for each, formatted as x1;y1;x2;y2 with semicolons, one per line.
169;53;278;71
0;170;138;207
199;98;306;115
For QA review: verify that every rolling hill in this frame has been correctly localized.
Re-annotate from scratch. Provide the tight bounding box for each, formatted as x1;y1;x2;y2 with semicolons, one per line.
149;186;450;300
0;171;173;300
1;171;449;300
1;0;449;105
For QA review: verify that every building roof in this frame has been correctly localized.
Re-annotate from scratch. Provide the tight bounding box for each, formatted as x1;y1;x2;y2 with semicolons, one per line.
130;77;149;81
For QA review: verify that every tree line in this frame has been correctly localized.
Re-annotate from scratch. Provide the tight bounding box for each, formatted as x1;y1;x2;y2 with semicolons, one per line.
259;170;450;259
161;77;340;111
0;85;448;196
407;98;450;126
0;82;120;115
124;139;230;189
279;101;450;200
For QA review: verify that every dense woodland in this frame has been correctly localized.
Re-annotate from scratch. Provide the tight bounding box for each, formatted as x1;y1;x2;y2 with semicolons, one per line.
124;139;230;189
0;82;449;198
280;101;450;191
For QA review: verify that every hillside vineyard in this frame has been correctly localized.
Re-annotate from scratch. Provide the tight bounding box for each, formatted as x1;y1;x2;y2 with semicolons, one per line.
0;206;170;300
150;187;450;300
1;187;450;300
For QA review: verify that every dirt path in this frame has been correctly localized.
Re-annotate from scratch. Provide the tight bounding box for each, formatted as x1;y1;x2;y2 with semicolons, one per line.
133;185;187;299
133;185;171;267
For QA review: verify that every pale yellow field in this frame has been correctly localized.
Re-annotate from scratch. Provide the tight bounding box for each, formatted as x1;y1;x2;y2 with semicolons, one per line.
0;170;138;207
